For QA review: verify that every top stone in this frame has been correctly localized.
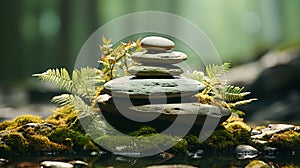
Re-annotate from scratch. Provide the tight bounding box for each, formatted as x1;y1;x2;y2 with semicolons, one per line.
141;36;175;51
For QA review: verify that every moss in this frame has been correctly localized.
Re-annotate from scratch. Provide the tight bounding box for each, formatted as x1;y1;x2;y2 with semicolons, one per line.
168;138;188;155
13;115;42;127
27;135;68;152
129;126;157;136
183;134;201;151
0;120;12;130
1;132;28;153
245;160;270;168
48;127;99;152
269;130;300;151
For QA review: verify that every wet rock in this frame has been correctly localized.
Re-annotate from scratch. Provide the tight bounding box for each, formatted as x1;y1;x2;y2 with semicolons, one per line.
251;124;295;139
189;149;203;159
103;76;205;99
227;47;300;123
236;145;258;159
128;65;183;77
0;158;9;166
245;160;270;168
40;161;74;168
131;51;187;64
264;147;279;158
141;36;175;51
147;165;198;168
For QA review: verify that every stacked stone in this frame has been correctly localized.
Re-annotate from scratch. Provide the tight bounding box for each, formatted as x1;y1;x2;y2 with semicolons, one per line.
128;36;186;77
99;36;231;134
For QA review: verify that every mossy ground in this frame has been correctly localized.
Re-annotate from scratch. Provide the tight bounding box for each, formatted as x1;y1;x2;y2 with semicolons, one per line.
1;108;300;156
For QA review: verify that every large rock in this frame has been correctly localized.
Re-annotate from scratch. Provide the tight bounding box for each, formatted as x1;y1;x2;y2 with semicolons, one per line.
128;65;183;77
130;51;187;64
141;36;175;51
98;102;231;134
103;76;205;99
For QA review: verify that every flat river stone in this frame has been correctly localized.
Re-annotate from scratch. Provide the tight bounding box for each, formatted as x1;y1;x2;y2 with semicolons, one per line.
129;103;231;125
130;51;187;64
128;65;183;77
141;36;175;51
103;76;205;99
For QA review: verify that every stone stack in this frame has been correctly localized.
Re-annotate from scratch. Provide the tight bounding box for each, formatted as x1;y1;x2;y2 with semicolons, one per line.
99;36;231;134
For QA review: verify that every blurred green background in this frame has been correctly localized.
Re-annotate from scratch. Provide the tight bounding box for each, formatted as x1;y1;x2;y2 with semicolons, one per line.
1;0;300;83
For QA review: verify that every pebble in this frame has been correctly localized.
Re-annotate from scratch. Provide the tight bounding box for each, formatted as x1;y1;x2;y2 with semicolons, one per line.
130;51;187;64
0;158;9;166
236;145;258;159
128;65;183;77
141;36;175;51
40;161;74;168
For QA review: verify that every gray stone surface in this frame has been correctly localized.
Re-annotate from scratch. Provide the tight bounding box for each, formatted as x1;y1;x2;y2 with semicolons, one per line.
104;76;205;99
130;51;187;64
141;36;175;51
129;103;231;126
251;124;295;139
40;161;74;168
236;145;258;160
128;65;183;77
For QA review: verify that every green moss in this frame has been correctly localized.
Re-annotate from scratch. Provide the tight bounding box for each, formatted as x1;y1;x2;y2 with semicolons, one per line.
129;126;157;136
48;127;99;152
168;138;188;155
269;130;300;151
13;115;42;127
27;135;68;152
245;160;270;168
1;132;28;153
183;134;201;151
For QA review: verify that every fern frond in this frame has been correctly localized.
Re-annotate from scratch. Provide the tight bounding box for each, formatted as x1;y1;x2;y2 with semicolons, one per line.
227;98;258;108
72;67;105;100
186;70;204;82
225;85;251;102
33;68;73;92
51;94;95;119
205;63;230;80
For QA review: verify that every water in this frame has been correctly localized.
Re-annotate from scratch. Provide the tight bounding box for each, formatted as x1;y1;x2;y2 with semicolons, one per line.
1;151;299;167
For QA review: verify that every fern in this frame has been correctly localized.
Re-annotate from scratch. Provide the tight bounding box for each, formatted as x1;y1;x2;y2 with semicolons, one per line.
225;85;251;102
51;94;96;119
187;62;257;117
227;98;258;108
33;68;73;92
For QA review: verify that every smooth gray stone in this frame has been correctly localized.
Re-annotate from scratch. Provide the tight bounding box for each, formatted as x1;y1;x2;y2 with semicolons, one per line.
130;51;187;64
40;161;74;168
128;65;183;77
128;103;231;126
141;36;175;51
236;145;258;160
103;76;205;99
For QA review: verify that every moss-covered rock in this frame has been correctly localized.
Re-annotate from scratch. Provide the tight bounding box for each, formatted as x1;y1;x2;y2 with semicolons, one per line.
1;132;28;153
269;130;300;151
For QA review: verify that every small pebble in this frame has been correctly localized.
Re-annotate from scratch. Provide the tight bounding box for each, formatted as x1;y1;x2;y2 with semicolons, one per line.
141;36;175;51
